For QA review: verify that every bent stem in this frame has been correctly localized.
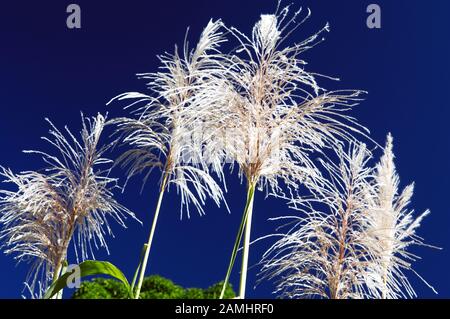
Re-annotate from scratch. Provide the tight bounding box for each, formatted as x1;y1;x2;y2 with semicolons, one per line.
220;182;256;299
134;171;169;299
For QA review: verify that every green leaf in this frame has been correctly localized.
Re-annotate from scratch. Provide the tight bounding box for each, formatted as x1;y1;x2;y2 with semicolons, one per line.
44;260;130;299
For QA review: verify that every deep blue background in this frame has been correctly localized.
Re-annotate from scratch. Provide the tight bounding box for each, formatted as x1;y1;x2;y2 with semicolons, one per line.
0;0;448;299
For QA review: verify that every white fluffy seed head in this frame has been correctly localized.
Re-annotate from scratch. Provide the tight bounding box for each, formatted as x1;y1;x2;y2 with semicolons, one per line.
209;6;369;199
0;113;139;296
259;143;377;299
365;134;435;298
109;20;229;218
253;14;280;52
260;135;436;299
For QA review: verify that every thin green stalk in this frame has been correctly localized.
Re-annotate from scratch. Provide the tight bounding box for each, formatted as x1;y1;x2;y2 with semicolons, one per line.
220;182;256;299
50;213;77;299
239;187;255;298
56;261;68;299
51;261;63;300
51;259;68;299
134;172;169;299
52;263;62;284
130;243;148;298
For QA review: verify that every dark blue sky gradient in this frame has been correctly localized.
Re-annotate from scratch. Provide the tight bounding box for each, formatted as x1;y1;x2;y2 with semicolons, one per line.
0;1;448;298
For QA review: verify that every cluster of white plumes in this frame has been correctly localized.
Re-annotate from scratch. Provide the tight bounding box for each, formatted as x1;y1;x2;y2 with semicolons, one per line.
260;135;435;299
0;2;434;299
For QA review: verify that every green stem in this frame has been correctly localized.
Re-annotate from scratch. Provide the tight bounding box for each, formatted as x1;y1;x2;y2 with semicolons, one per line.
51;259;68;299
220;182;256;299
130;244;148;298
51;261;63;300
239;186;255;299
56;261;68;299
134;172;169;299
52;263;62;284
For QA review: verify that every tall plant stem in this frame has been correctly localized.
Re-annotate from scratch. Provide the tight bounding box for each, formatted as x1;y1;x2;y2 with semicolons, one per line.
51;261;63;299
52;262;62;285
56;262;68;299
220;182;256;299
51;245;71;299
239;185;255;298
51;218;76;299
134;171;169;299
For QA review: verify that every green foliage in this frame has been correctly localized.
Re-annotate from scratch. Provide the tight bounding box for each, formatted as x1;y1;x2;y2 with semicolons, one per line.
139;276;185;299
72;275;235;299
204;281;235;299
184;288;204;299
72;278;129;299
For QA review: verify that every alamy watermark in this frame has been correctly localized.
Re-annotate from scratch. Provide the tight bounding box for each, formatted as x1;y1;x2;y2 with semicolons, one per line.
64;4;380;31
66;4;81;29
367;4;381;29
64;264;81;289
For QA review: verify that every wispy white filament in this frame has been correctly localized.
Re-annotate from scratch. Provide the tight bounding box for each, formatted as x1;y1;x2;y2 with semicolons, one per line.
109;19;229;218
260;143;377;299
210;4;370;299
205;7;369;197
259;135;436;299
366;134;436;298
0;114;139;295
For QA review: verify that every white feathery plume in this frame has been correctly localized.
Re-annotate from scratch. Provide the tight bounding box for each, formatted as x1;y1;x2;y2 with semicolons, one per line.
220;8;369;192
109;19;228;217
0;113;139;296
366;133;436;298
259;143;378;299
108;20;229;299
217;5;369;298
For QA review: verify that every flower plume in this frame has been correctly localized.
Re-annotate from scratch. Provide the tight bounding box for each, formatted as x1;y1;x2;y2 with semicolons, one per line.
109;19;229;218
215;5;370;299
206;6;369;197
0;113;139;294
259;134;436;299
259;143;377;299
366;133;436;298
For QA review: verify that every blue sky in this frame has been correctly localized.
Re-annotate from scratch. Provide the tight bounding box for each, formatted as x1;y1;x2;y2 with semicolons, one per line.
0;0;448;298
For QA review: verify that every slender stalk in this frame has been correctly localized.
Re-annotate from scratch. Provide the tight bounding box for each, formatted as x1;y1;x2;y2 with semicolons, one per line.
51;261;63;300
134;172;169;299
51;215;76;299
56;261;67;299
52;262;62;284
239;189;255;298
130;243;148;298
220;182;256;299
